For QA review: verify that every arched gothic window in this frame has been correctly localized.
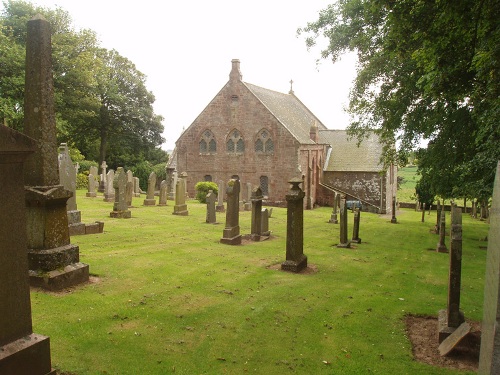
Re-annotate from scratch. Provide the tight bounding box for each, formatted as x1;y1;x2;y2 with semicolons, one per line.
199;130;216;153
226;129;244;153
255;129;274;153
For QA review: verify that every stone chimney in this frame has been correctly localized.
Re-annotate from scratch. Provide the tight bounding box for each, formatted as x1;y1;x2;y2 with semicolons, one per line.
230;59;242;81
310;120;319;143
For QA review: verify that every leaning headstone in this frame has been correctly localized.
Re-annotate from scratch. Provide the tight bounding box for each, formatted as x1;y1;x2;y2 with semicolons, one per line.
351;208;361;244
216;179;225;212
0;124;55;375
261;208;270;236
329;192;339;224
86;173;97;197
250;187;263;241
391;196;397;223
58;143;85;235
173;172;189;215
98;160;107;193
206;189;217;224
103;169;115;202
110;167;131;218
337;195;351;248
158;180;168;206
438;204;465;342
436;210;448;253
220;178;242;245
143;171;157;206
478;161;500;374
23;15;89;290
281;178;307;272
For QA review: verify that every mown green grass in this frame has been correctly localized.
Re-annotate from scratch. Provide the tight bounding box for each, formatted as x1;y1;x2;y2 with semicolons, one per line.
398;166;419;203
30;190;489;374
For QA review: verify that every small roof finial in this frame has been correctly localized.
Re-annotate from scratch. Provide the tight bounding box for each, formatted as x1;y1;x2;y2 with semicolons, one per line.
289;79;294;95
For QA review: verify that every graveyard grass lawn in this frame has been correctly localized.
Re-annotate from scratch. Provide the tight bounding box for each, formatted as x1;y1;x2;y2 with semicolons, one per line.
31;191;489;375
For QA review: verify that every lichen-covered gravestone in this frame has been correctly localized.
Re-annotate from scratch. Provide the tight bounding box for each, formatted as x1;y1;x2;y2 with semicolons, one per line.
158;180;168;206
143;171;157;206
220;178;242;245
173;172;189;215
103;169;115;202
110;167;131;218
206;189;217;224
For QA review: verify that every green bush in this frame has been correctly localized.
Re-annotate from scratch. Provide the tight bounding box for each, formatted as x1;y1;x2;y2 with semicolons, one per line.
76;173;88;190
130;160;152;191
78;160;98;175
195;181;218;203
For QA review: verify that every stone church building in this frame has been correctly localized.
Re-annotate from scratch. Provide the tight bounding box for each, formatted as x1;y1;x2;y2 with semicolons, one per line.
170;59;396;213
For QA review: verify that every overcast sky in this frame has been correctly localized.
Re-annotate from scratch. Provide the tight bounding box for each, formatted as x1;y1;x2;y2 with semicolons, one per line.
16;0;357;150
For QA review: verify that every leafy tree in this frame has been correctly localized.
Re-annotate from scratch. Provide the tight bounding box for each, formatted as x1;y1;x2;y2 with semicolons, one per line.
299;0;500;200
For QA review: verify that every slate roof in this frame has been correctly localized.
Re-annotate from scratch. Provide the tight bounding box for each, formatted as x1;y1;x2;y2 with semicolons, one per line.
244;82;327;145
319;129;384;172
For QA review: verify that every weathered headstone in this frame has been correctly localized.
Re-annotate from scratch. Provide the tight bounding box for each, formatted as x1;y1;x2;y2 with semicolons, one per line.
133;176;141;197
337;195;351;248
329;192;339;224
125;170;133;206
23;15;89;290
351;208;361;244
436;200;442;234
173;171;189;215
438;204;465;342
244;182;252;211
143;171;157;206
391;196;397;223
216;179;225;212
86;173;97;197
0;124;55;375
206;189;217;224
168;170;177;200
250;187;263;241
103;169;115;202
478;161;500;374
89;165;98;180
281;178;307;272
158;180;168;206
98;160;107;193
436;210;448;253
110;167;131;218
261;208;270;236
58;143;85;235
220;178;241;245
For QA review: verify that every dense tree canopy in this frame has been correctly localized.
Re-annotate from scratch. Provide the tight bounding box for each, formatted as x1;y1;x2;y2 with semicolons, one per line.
299;0;499;201
0;0;167;171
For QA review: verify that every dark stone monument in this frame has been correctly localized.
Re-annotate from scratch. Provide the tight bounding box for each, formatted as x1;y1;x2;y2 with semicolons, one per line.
281;178;307;272
421;203;426;222
220;178;242;245
0;125;55;375
436;210;448;253
351;208;361;244
479;161;500;373
110;167;131;218
173;172;188;216
250;187;263;241
337;195;351;248
391;196;397;223
438;204;465;342
23;15;89;290
206;189;217;224
143;171;157;206
436;199;442;234
329;192;339;224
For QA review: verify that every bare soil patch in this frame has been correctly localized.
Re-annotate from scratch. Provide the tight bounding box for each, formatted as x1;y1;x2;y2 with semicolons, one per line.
405;315;480;372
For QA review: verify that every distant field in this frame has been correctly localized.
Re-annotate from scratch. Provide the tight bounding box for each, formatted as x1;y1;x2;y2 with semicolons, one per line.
398;166;419;203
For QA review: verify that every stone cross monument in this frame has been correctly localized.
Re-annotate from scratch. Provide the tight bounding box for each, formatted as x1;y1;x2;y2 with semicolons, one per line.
220;178;242;245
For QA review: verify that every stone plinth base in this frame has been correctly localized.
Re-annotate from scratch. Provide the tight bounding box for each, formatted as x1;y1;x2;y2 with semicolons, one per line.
216;205;225;213
143;199;156;206
28;244;80;271
69;221;104;236
173;204;188;216
281;255;308;273
329;215;338;224
0;333;55;375
110;210;131;218
337;242;351;248
438;309;465;343
29;262;89;291
351;238;361;244
68;222;86;236
250;233;261;241
103;194;115;202
436;244;448;253
86;192;96;197
220;235;242;245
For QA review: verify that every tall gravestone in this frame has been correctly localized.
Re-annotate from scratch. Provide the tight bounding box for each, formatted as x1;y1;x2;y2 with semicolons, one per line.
337;195;351;248
173;172;188;215
281;178;307;272
133;176;141;197
220;178;241;245
216;179;225;212
103;169;115;202
479;161;500;374
329;192;339;224
436;210;447;253
436;200;442;234
23;15;89;290
58;143;85;235
98;161;107;193
438;204;465;342
0;125;55;375
391;196;397;223
125;170;133;207
158;180;168;206
250;187;263;241
143;171;157;206
244;182;252;211
261;208;270;236
206;189;217;224
351;208;361;244
110;167;131;218
86;173;97;197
